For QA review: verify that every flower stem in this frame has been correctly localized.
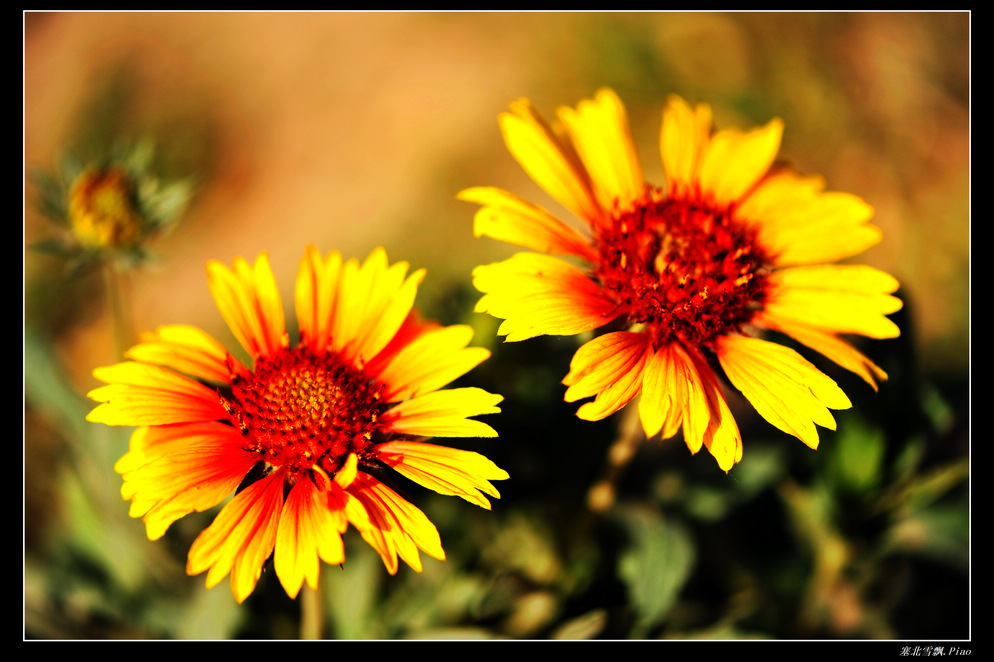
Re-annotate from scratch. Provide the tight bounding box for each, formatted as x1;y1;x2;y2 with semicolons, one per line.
586;403;644;514
572;404;645;551
300;583;323;639
102;261;134;357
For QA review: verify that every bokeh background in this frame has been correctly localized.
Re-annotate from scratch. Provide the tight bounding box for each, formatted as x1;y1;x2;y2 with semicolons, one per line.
24;12;970;640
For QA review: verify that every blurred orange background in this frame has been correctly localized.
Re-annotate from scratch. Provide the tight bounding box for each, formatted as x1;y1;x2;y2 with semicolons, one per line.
25;11;969;391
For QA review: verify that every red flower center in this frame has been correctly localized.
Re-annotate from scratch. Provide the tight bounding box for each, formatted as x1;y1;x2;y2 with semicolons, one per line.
593;190;772;350
220;347;385;484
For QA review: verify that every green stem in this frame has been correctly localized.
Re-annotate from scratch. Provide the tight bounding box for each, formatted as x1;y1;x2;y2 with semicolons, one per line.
572;404;645;549
300;583;324;639
103;261;133;356
586;403;644;514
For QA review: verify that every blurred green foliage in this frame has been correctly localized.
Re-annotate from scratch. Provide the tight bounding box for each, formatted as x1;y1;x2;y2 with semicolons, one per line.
26;283;968;639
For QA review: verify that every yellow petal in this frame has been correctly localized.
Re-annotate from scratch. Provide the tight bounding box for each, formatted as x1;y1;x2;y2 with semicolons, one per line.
717;334;852;449
364;311;438;373
499;98;605;227
660;95;713;198
374;324;490;402
557;88;644;212
333;451;359;489
355;267;425;364
642;343;742;471
562;331;650;421
458;186;599;261
114;425;171;476
338;484;372;532
698;117;783;207
322;454;371;530
689;349;744;472
347;473;445;575
331;248;425;363
754;311;888;390
86;362;228;426
765;265;902;339
382;387;502;438
187;471;284;604
378;441;509;509
639;343;689;440
295;245;343;354
737;170;882;266
327;253;365;354
473;253;618;342
125;324;237;384
207;253;286;360
274;477;348;599
117;423;256;540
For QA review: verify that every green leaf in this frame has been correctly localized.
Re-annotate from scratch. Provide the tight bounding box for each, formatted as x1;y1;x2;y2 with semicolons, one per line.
902;460;969;513
886;503;969;570
551;609;607;640
831;416;886;494
323;542;384;639
24;324;91;440
172;581;244;640
616;506;695;633
877;459;969;517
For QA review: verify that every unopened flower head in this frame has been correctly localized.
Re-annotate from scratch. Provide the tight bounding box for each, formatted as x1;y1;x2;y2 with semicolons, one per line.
68;165;143;249
32;142;192;271
87;246;508;602
462;89;901;471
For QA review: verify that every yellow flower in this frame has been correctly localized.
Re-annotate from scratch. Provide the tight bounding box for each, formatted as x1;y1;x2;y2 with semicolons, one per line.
462;89;900;472
87;246;508;603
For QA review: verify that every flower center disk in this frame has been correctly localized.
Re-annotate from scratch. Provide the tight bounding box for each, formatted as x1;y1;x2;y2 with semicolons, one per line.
594;191;771;349
222;346;384;483
68;166;143;248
